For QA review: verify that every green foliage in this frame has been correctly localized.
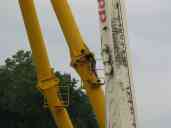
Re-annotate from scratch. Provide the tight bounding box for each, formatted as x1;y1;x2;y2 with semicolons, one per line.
0;50;99;128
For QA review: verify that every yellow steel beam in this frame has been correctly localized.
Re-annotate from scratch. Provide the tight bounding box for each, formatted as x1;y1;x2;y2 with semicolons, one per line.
18;0;73;128
50;0;105;127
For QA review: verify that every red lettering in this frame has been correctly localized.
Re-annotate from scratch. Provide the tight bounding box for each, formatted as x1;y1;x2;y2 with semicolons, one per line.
98;0;107;22
99;10;107;22
98;0;105;8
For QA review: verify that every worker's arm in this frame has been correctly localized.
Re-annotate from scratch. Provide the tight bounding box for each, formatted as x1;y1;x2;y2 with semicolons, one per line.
50;0;105;128
18;0;73;128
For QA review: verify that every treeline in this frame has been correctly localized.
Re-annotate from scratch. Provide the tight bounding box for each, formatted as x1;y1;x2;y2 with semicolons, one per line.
0;50;99;128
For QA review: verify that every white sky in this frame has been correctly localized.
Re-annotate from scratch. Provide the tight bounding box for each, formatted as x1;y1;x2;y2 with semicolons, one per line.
0;0;171;128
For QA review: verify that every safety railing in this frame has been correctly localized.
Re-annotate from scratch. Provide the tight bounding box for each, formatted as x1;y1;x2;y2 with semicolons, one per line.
43;82;71;108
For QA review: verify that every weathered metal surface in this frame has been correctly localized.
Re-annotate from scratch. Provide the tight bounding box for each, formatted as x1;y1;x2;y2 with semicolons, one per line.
97;0;137;128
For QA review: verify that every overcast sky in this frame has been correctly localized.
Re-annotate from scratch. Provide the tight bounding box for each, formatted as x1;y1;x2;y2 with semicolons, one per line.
0;0;171;128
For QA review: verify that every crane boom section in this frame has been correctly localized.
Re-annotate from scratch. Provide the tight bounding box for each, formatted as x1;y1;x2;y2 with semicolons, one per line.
18;0;73;128
50;0;105;128
98;0;137;127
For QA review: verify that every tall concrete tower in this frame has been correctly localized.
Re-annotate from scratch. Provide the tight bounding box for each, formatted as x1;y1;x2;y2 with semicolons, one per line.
97;0;137;128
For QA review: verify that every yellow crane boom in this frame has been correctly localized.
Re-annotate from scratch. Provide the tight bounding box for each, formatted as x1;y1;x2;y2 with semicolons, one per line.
50;0;105;128
18;0;105;127
18;0;73;128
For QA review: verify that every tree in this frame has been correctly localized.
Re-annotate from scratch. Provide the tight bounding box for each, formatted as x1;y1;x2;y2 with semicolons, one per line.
0;50;99;128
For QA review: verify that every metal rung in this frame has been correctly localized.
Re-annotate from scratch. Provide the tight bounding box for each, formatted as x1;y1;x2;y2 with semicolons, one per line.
96;68;104;71
43;85;70;108
96;58;103;61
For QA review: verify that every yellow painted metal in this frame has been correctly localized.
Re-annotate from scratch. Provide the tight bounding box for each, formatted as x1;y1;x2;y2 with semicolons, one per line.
50;0;105;127
18;0;73;128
